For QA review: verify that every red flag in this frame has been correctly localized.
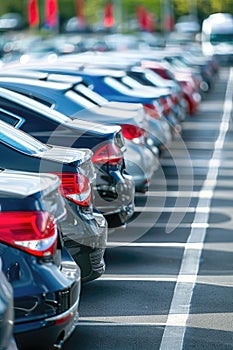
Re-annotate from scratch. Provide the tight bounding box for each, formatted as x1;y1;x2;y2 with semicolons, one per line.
45;0;58;28
136;6;155;32
136;6;147;31
104;2;114;28
28;0;39;27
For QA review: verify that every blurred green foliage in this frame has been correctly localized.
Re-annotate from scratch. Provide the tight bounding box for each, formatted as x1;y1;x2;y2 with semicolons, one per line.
0;0;232;30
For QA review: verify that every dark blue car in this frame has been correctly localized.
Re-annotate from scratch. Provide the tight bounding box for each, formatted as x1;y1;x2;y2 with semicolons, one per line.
0;120;108;282
0;169;81;350
0;257;18;350
0;85;134;228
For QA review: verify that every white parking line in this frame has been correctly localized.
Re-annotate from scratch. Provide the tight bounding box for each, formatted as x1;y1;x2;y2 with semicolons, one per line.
134;207;197;212
159;68;233;350
107;242;196;248
78;321;167;327
171;140;233;150
78;312;233;329
100;275;177;282
218;169;233;176
171;141;215;149
136;190;233;198
150;178;233;186
160;158;233;167
182;122;222;130
138;191;198;197
126;222;209;228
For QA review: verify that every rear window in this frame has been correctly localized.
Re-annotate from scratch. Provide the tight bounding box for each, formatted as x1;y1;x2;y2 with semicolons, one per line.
128;71;154;86
0;88;71;124
65;90;96;108
0;120;48;155
74;84;108;105
104;76;134;92
22;92;53;107
8;89;53;107
0;109;23;127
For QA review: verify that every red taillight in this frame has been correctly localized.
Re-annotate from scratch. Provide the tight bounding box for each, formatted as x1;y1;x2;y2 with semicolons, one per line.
120;124;145;144
160;97;171;115
0;211;57;257
171;93;179;104
181;81;194;94
55;310;76;325
92;142;123;166
143;104;161;119
56;173;91;207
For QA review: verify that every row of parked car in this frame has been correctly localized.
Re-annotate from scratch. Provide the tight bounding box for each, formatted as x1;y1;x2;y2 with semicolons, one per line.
0;36;218;350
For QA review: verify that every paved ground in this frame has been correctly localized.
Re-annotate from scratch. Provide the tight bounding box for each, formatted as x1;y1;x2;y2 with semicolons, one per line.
64;66;233;350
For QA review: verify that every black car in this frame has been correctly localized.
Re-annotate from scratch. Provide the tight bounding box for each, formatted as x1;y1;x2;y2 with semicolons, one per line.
0;257;18;350
0;85;134;229
0;169;81;350
0;120;108;282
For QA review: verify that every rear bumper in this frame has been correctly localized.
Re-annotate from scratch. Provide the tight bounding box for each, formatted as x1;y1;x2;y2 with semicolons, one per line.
10;247;81;350
61;203;108;249
125;141;157;193
63;236;106;283
61;204;108;281
94;169;135;228
14;303;79;350
104;202;134;228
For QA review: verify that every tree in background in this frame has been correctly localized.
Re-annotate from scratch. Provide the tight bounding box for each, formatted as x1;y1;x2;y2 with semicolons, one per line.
0;0;233;32
173;0;233;23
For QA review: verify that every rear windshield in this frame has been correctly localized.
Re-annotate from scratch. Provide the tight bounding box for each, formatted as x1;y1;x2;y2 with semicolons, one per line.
0;87;71;124
0;120;48;155
74;84;108;105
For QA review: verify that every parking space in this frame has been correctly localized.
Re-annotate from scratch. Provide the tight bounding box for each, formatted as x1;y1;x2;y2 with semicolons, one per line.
63;68;233;349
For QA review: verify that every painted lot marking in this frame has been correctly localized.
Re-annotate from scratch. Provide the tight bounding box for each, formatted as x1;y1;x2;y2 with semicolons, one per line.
159;68;233;350
160;158;233;167
136;190;233;199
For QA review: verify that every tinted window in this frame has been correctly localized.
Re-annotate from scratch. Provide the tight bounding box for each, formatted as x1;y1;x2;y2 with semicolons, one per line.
65;90;96;108
104;76;134;92
0;120;48;155
0;94;71;128
8;89;53;107
0;110;22;126
128;71;153;86
74;84;108;105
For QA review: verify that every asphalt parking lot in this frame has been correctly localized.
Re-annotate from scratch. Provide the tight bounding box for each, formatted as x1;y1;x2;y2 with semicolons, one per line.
64;66;233;350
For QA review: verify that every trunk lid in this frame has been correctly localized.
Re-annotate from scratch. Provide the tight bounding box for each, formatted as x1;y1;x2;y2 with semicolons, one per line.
0;169;66;223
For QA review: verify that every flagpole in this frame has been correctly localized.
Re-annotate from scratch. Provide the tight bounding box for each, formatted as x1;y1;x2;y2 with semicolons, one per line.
161;0;174;39
114;0;122;32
